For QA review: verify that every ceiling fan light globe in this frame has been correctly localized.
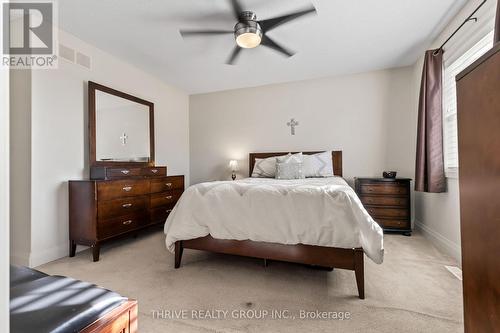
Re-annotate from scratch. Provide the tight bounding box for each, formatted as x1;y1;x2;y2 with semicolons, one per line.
234;20;263;49
236;33;262;48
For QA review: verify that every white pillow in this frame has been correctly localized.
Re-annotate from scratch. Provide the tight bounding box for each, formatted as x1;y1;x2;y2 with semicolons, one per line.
276;152;303;164
302;151;334;177
251;154;288;178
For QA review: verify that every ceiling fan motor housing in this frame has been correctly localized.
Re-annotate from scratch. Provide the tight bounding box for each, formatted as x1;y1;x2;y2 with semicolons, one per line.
234;11;263;48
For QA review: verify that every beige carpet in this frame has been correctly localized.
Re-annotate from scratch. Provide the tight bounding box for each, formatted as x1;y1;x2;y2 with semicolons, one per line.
38;229;463;333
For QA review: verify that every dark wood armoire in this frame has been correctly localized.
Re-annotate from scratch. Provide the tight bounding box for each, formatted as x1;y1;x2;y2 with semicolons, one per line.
456;42;499;332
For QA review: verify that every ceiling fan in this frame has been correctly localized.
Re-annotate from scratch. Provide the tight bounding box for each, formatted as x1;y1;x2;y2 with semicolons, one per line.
179;0;317;65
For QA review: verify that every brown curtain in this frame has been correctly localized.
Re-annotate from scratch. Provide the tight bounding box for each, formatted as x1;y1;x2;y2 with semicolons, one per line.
415;49;446;193
495;0;500;43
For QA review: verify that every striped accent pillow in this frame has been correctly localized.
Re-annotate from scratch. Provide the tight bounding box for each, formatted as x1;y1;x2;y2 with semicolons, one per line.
302;151;334;177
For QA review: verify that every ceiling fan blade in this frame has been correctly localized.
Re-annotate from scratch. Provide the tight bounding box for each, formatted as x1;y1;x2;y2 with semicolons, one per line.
229;0;244;20
261;35;295;57
258;5;316;32
226;46;242;65
180;29;233;38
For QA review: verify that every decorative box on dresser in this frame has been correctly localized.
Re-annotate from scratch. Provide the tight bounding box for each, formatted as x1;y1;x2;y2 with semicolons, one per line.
69;166;184;261
354;178;412;236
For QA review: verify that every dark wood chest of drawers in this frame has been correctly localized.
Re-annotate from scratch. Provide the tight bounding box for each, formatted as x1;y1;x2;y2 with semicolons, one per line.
354;178;411;235
69;169;184;261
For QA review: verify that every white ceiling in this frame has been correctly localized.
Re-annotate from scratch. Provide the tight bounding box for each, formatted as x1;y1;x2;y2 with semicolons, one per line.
59;0;467;94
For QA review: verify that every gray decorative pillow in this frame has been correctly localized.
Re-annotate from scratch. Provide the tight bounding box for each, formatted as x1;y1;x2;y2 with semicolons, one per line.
276;162;305;180
302;151;334;177
251;154;288;178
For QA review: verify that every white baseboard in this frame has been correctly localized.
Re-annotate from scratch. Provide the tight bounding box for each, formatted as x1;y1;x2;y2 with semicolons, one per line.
415;220;461;265
28;243;90;267
29;243;69;268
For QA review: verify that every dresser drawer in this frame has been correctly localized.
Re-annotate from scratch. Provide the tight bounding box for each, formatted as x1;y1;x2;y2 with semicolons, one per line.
150;176;184;193
374;218;410;230
98;196;148;220
360;196;407;207
150;190;183;208
97;180;149;201
105;168;142;179
359;183;408;195
366;206;409;218
141;167;167;177
150;206;174;223
97;213;143;239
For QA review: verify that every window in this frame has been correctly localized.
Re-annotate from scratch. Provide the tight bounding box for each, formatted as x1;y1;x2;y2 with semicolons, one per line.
442;31;494;177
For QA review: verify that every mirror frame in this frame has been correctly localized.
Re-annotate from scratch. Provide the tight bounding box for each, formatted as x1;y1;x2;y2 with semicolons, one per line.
88;81;155;167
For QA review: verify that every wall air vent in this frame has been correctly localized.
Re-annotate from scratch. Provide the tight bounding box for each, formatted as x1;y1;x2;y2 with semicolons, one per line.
59;44;75;63
58;44;91;70
76;52;91;69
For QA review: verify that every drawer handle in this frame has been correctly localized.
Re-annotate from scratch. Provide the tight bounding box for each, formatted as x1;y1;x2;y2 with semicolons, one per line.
151;169;158;173
165;195;173;200
122;220;132;225
121;170;130;175
122;203;132;208
166;209;172;213
122;186;132;192
165;183;172;188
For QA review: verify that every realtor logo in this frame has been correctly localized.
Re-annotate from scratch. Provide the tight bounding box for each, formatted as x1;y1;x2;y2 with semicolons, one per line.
2;1;58;68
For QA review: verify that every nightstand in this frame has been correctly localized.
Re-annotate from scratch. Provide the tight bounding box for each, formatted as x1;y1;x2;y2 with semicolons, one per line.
354;178;412;236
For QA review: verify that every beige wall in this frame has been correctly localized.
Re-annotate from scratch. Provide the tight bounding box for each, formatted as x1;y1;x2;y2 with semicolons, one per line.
189;67;415;187
9;69;31;266
0;61;10;331
411;0;497;265
10;30;190;267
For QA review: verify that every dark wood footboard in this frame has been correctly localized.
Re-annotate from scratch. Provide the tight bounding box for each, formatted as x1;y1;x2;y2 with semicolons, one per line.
174;236;365;299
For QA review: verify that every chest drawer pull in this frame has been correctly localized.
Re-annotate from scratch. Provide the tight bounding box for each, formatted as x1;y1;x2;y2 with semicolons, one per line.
122;186;132;192
122;203;133;208
120;170;130;175
151;169;158;173
165;183;172;188
122;220;133;225
166;209;172;213
165;195;173;200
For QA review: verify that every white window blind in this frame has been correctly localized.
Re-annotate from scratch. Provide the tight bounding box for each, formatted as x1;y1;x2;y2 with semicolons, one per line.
442;30;494;175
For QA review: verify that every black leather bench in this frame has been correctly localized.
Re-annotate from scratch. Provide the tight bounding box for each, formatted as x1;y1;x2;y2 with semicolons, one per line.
10;265;136;333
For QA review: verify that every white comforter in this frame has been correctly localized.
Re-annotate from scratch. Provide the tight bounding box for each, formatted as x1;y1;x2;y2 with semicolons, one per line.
164;177;384;264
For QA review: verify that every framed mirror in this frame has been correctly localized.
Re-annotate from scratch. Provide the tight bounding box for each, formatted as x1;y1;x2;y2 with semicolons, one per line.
88;81;155;167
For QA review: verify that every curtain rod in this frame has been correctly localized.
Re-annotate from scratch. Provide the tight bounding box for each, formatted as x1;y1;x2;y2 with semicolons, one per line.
433;0;488;56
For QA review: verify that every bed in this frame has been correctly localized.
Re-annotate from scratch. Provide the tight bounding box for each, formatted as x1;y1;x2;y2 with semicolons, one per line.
164;151;384;299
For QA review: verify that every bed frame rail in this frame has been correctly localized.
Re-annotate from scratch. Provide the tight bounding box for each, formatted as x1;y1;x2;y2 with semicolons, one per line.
174;236;364;299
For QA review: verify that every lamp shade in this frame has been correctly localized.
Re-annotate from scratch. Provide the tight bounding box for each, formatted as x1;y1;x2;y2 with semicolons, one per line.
229;160;239;171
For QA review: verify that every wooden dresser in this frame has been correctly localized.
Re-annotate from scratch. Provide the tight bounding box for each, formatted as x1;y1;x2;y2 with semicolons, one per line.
69;166;184;261
354;178;411;236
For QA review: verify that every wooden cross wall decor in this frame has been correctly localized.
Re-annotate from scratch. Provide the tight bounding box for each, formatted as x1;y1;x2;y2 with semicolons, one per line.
120;132;128;145
287;118;299;135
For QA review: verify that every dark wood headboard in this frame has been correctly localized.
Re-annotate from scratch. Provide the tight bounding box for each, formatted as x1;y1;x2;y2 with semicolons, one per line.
249;151;343;177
